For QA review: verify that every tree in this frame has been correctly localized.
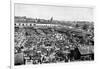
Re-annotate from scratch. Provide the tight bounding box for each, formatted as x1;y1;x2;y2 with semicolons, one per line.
75;24;80;28
82;24;89;31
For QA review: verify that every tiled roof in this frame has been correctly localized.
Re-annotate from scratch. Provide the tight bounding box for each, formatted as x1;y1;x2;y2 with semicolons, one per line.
78;46;94;55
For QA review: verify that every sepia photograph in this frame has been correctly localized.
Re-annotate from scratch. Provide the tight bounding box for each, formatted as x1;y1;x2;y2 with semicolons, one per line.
14;3;94;66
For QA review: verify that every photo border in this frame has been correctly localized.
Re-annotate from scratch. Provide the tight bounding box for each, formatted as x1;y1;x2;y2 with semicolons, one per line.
10;1;95;69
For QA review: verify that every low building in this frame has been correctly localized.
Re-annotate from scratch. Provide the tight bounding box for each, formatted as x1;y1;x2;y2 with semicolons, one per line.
14;53;24;65
69;46;94;61
78;46;94;60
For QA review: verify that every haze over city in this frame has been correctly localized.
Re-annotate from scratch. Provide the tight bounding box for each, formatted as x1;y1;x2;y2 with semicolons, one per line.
15;3;93;21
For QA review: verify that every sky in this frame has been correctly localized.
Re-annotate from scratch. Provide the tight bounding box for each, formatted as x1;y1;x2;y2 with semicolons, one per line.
15;3;93;21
